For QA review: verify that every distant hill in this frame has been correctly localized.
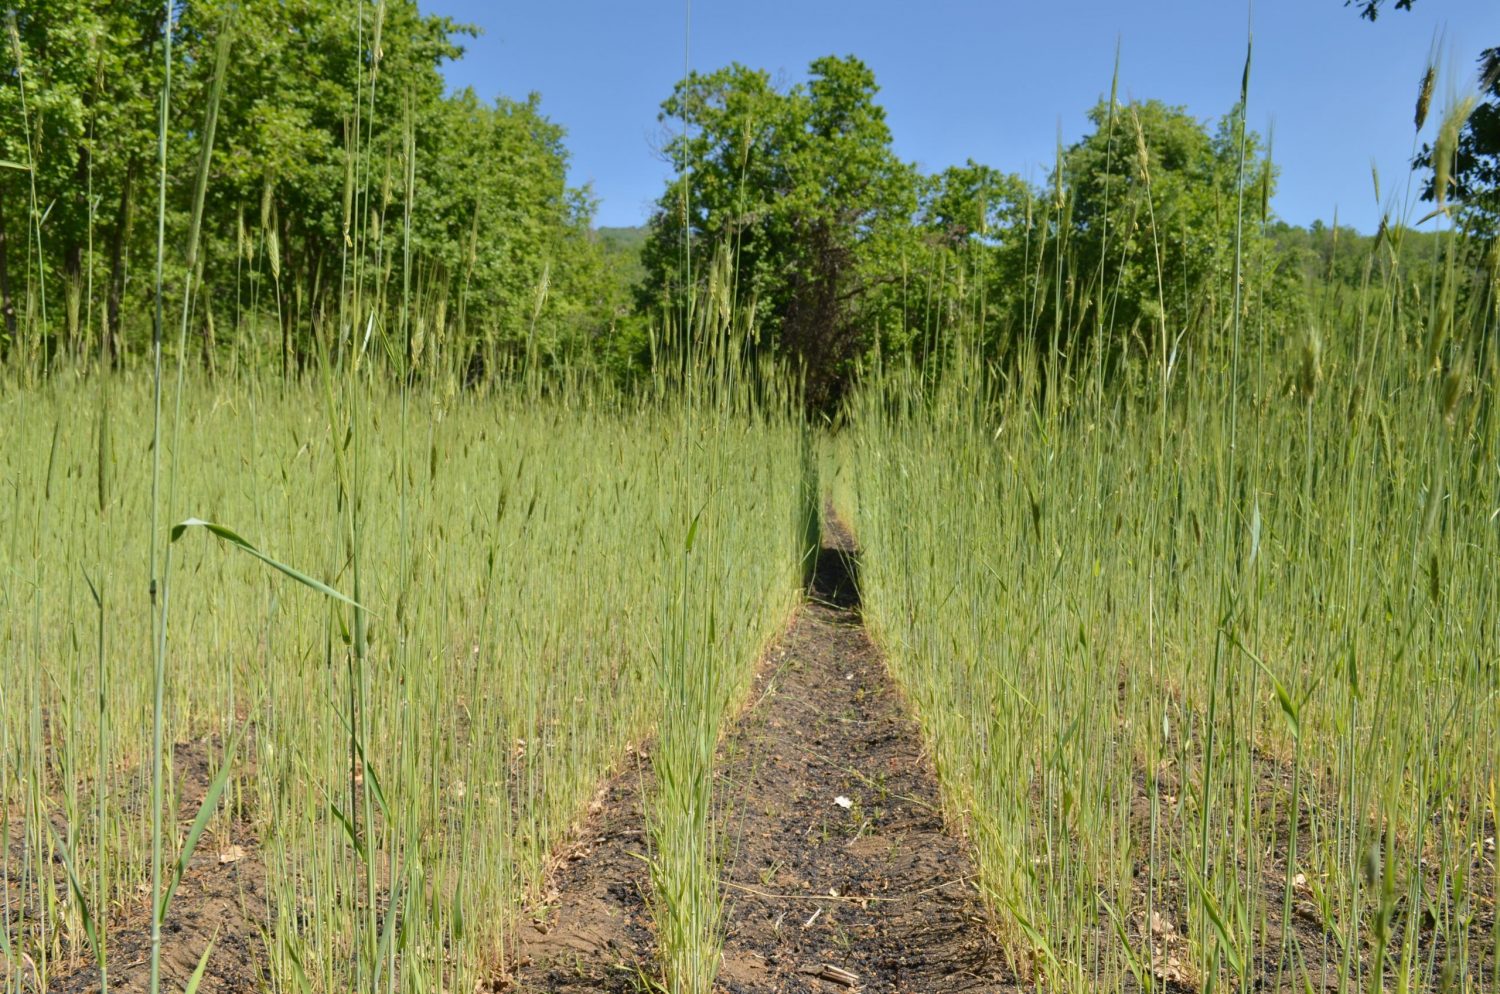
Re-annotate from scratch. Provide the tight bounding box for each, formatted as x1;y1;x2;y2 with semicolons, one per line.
595;226;648;297
596;225;648;255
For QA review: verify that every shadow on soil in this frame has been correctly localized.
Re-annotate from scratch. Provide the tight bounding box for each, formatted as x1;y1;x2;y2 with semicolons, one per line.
808;512;861;612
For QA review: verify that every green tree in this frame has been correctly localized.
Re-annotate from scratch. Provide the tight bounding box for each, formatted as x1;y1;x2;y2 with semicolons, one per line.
641;55;919;413
905;160;1034;366
0;0;165;363
407;89;604;378
1;0;621;381
180;0;472;373
1050;99;1285;363
920;160;1030;247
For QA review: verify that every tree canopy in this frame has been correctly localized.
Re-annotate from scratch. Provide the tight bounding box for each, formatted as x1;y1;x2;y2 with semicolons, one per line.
1414;47;1500;235
3;10;1453;403
0;0;620;377
640;55;919;412
1055;99;1284;359
635;54;1315;410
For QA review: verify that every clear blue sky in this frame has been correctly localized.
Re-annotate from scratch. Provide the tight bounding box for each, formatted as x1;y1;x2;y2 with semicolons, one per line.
422;0;1499;233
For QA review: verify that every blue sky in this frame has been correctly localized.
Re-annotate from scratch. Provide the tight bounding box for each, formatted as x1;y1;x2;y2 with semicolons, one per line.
423;1;1499;233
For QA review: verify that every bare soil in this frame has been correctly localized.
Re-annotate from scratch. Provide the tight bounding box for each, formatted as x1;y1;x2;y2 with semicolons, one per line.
16;519;1490;993
503;517;1015;992
39;738;268;994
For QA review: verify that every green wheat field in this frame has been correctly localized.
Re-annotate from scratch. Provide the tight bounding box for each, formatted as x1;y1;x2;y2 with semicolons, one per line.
1;2;1495;993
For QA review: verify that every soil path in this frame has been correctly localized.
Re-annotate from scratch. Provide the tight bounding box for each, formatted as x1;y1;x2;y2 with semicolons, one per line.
507;517;1012;992
43;739;268;994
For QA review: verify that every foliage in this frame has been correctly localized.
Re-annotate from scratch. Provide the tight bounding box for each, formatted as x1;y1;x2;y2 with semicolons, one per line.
3;7;1472;406
640;55;920;413
1044;99;1291;364
1414;48;1500;237
1345;0;1416;19
636;64;1318;407
1269;218;1452;290
0;0;623;379
1348;1;1500;237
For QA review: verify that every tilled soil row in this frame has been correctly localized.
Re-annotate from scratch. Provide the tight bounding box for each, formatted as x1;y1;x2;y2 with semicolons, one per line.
43;739;268;994
506;519;1013;992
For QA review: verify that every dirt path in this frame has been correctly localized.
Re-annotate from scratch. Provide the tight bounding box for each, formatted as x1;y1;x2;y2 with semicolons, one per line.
506;518;1012;992
44;739;268;994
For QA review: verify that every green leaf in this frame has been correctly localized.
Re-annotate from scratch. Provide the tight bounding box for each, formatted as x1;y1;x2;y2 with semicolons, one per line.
1004;898;1061;978
1230;634;1300;741
281;934;311;991
47;823;101;961
82;568;102;609
160;719;250;919
1201;887;1245;977
330;801;368;861
170;518;364;609
451;876;465;942
372;870;407;992
0;159;31;171
1102;899;1148;992
330;705;389;817
183;934;217;994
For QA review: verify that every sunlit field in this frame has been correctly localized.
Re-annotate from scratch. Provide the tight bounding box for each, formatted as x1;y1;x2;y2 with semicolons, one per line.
849;262;1499;991
2;360;811;991
2;1;1497;992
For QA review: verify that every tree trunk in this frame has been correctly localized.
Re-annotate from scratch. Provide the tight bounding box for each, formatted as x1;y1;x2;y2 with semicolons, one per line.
57;131;96;360
105;159;137;367
0;187;16;352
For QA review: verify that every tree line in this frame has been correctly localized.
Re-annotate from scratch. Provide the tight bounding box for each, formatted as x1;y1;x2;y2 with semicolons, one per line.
642;52;1492;413
0;0;633;380
3;2;1494;409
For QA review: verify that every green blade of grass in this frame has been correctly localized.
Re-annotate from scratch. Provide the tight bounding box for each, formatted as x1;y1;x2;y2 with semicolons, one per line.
159;717;250;918
170;518;364;609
